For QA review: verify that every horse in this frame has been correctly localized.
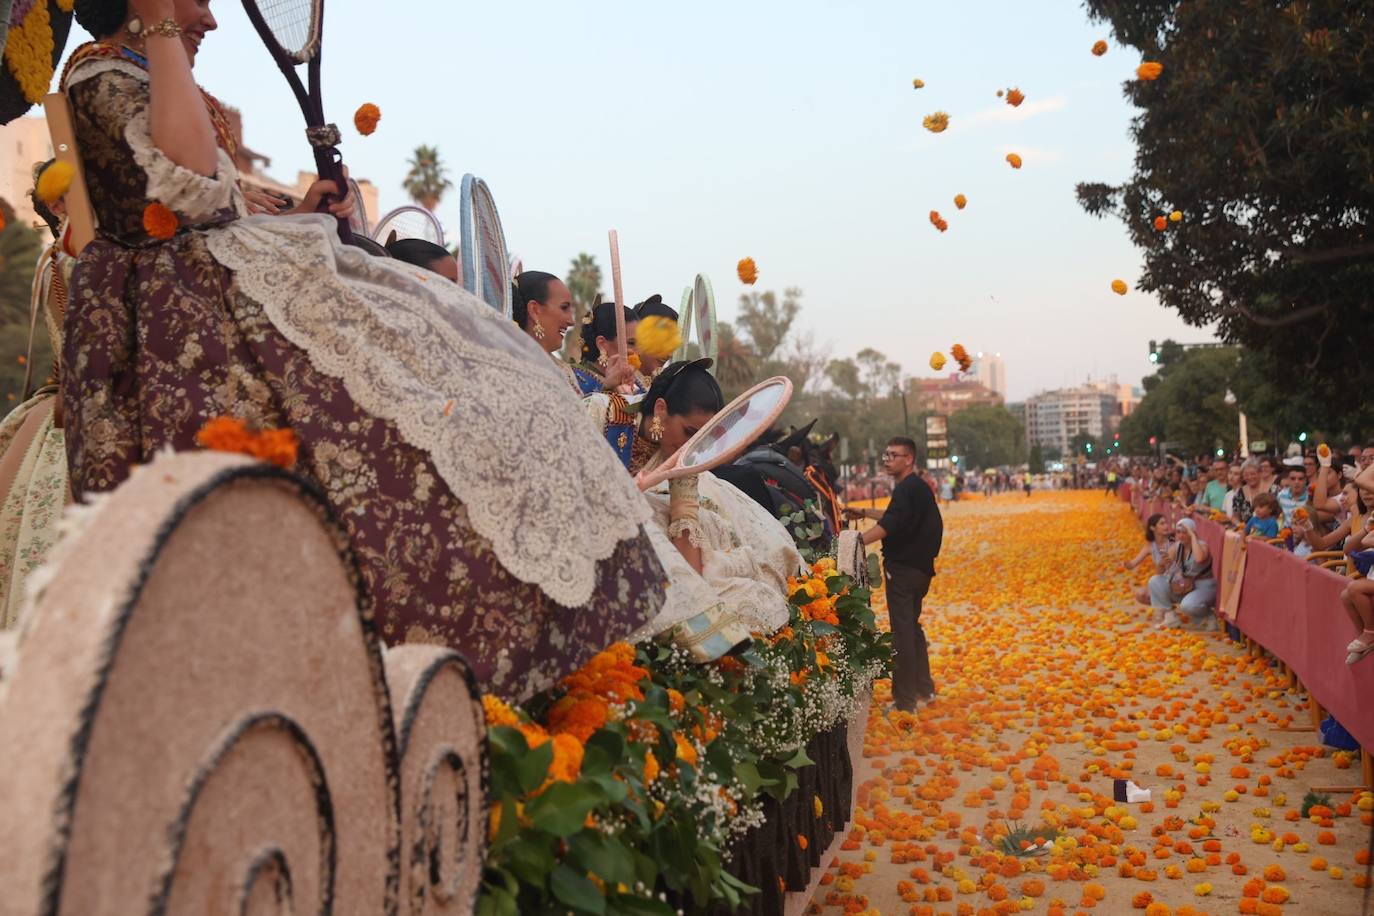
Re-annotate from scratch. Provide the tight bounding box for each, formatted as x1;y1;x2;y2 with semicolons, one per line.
711;419;842;554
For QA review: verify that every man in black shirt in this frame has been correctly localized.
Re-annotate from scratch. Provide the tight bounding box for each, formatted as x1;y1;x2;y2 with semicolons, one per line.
844;437;944;711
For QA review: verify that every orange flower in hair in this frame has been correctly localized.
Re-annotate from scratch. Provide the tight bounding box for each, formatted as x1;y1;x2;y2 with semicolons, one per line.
1137;62;1164;81
143;202;179;240
1006;152;1023;169
736;257;758;284
1153;215;1168;231
1092;40;1109;57
353;103;381;136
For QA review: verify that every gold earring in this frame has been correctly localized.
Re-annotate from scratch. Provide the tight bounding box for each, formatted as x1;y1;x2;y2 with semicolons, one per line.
127;17;144;34
533;322;546;341
648;416;664;442
597;352;609;368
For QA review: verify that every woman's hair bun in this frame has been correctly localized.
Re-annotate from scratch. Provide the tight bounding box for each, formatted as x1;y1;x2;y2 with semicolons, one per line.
74;0;129;39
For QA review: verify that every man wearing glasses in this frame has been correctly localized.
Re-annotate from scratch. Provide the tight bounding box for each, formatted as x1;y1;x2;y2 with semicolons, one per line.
843;437;944;711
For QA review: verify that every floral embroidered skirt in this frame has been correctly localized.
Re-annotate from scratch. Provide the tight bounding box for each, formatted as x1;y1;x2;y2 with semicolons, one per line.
63;231;663;698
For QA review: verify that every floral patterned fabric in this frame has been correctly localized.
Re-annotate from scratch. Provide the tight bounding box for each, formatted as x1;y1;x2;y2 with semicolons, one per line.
60;58;665;698
0;393;68;630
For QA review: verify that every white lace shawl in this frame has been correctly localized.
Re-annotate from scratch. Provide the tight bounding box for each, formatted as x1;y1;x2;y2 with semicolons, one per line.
643;473;801;633
67;59;652;608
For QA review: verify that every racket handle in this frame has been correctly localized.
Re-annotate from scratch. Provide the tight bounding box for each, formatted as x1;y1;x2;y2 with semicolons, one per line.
312;148;354;245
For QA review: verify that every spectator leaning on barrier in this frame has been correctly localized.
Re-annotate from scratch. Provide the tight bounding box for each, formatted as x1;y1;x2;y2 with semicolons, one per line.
1147;517;1217;630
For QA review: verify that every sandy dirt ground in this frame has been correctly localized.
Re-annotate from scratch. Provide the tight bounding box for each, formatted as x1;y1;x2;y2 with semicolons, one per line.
807;491;1371;916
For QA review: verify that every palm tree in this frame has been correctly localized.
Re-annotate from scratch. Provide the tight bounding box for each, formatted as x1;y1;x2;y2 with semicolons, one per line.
402;145;452;211
566;252;601;312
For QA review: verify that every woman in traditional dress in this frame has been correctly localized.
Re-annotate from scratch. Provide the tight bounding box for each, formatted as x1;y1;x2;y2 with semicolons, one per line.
0;162;75;629
513;271;633;396
631;294;679;379
579;300;641;391
589;362;801;638
385;237;459;282
56;0;664;698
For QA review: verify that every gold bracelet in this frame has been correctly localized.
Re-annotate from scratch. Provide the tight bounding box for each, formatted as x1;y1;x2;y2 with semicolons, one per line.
145;18;184;40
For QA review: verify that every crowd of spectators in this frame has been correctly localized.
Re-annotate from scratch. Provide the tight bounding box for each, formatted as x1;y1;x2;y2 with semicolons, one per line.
1114;446;1374;663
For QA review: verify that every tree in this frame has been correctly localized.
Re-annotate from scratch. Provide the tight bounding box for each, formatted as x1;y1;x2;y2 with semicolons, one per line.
948;404;1026;469
824;358;863;401
1117;346;1252;455
0;199;51;403
735;288;800;362
402;145;453;210
1029;444;1046;473
1077;1;1374;434
712;321;757;397
566;252;601;312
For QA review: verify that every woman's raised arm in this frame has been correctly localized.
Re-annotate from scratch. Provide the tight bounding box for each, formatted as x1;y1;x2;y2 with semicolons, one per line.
138;0;218;176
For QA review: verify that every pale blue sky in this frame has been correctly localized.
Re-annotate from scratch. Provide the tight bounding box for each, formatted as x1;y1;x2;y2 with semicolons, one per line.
59;0;1212;400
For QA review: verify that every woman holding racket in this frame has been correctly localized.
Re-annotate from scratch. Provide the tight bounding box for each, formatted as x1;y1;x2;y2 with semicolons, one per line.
57;0;666;699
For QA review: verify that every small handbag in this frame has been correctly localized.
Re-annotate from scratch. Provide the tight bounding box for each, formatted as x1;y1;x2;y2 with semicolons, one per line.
1169;544;1196;596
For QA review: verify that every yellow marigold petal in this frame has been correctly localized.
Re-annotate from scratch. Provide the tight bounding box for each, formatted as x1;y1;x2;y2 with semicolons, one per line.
35;161;75;205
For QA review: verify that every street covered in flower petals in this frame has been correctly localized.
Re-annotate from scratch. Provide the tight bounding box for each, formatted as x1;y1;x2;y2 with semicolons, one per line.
811;493;1370;916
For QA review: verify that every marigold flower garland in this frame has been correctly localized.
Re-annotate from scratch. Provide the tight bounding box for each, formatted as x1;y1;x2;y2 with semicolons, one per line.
195;416;299;469
478;555;887;913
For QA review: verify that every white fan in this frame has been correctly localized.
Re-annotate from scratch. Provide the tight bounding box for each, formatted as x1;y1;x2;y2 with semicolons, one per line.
371;205;445;247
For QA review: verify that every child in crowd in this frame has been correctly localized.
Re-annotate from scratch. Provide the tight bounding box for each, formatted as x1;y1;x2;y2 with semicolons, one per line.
1243;493;1280;539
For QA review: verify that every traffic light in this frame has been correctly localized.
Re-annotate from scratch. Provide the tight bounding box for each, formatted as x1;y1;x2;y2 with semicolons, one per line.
1086;442;1094;454
1148;339;1160;364
1149;436;1158;446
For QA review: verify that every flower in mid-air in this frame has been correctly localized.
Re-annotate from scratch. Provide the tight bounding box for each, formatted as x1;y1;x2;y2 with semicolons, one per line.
929;210;948;232
1092;40;1108;56
1137;62;1164;81
1112;279;1128;295
143;202;179;240
954;194;967;210
1006;152;1022;169
912;78;925;89
353;103;381;136
736;257;758;284
1005;87;1025;107
922;111;950;133
929;352;947;371
636;316;681;359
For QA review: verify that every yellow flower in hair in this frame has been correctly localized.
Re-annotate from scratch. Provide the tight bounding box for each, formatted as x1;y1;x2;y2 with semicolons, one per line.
35;161;75;205
922;111;951;133
636;315;682;360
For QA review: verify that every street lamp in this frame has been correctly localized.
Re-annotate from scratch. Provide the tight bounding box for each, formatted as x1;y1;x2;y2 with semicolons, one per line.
1224;389;1249;458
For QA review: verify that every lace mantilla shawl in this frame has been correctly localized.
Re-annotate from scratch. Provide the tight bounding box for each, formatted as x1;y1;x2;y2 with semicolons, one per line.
66;59;651;608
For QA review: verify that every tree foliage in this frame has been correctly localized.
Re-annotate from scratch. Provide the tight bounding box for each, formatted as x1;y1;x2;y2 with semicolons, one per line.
948;404;1027;469
402;144;453;210
0;199;52;403
735;288;800;363
1078;0;1374;434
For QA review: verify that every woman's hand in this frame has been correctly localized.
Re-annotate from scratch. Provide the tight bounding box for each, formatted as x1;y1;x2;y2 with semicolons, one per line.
242;188;289;216
601;353;634;389
290;178;356;221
